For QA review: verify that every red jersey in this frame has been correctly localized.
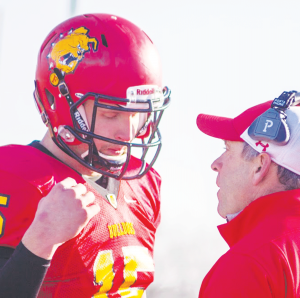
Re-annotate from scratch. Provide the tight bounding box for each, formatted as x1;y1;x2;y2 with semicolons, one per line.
0;144;161;298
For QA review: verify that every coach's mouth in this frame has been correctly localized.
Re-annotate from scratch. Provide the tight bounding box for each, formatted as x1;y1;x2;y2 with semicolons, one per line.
216;177;220;188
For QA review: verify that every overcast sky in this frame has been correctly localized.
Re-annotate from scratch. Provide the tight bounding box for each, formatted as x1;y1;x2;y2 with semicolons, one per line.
1;0;300;297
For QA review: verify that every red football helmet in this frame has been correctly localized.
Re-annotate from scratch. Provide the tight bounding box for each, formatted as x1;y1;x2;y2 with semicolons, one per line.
34;13;171;180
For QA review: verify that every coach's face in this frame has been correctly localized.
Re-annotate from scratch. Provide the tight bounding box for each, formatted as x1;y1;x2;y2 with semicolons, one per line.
211;141;255;218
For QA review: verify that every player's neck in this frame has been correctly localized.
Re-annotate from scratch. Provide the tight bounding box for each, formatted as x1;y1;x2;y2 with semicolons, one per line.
40;131;94;176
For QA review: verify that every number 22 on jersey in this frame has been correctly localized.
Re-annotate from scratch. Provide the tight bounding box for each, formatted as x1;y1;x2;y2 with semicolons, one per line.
0;194;10;238
93;246;154;297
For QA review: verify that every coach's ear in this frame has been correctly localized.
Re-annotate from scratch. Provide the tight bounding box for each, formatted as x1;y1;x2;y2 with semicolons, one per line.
252;152;272;186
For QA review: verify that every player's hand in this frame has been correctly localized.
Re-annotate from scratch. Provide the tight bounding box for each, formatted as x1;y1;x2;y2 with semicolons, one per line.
22;177;100;259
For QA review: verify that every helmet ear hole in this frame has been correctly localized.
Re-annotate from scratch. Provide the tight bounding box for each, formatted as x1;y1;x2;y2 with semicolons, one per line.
101;34;108;47
45;88;56;110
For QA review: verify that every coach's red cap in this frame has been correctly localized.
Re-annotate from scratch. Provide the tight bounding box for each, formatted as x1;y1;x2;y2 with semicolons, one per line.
196;101;272;141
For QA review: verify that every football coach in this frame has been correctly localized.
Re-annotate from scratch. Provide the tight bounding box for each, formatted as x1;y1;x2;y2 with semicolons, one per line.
196;91;300;297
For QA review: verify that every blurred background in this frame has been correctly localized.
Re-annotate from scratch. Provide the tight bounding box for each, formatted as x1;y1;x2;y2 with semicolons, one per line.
1;0;300;297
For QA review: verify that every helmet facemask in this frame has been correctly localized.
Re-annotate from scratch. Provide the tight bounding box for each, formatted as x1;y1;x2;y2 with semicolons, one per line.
54;86;171;180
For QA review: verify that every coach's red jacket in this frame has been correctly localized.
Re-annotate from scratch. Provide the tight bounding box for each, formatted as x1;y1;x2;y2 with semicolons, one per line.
199;189;300;298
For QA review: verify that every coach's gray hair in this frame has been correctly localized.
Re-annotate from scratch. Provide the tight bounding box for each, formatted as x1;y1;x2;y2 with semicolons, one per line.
241;142;300;190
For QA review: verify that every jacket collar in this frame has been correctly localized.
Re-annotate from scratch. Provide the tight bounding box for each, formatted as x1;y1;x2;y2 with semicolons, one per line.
217;189;300;248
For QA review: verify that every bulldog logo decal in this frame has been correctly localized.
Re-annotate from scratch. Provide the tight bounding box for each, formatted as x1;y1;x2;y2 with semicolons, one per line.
47;27;98;86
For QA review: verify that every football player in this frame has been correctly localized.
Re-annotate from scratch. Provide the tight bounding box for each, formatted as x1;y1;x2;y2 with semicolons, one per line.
0;13;170;298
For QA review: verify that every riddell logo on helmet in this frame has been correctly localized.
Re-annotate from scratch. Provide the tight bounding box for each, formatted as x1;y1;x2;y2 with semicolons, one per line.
137;88;155;95
74;111;88;131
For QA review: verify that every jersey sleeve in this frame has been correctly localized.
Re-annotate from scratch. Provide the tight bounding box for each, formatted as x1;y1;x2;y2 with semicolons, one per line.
0;169;43;247
199;253;274;298
0;144;85;248
0;241;50;297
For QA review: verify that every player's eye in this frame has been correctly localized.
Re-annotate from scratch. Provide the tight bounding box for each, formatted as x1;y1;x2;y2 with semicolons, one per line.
103;112;118;119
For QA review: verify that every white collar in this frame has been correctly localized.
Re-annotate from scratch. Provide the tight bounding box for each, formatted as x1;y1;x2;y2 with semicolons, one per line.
226;211;242;222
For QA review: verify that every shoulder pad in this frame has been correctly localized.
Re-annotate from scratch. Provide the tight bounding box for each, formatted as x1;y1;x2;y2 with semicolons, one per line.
126;156;161;228
0;145;83;196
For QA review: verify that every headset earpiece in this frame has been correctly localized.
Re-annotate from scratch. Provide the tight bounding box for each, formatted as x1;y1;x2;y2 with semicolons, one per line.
248;108;290;145
248;91;297;146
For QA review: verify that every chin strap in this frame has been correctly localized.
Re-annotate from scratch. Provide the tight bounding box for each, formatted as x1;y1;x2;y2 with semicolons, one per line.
82;143;126;172
54;68;90;134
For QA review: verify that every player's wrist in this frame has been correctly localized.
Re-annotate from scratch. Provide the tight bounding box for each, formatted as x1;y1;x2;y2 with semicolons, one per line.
22;226;62;260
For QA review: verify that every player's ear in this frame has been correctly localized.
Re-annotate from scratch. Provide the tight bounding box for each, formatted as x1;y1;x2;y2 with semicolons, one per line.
252;152;272;186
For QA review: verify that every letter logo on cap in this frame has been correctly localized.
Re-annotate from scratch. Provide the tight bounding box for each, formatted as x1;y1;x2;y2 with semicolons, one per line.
263;120;273;132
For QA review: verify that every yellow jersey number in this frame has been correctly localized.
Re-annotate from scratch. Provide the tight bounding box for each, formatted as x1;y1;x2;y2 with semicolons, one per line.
0;194;10;238
93;246;154;298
